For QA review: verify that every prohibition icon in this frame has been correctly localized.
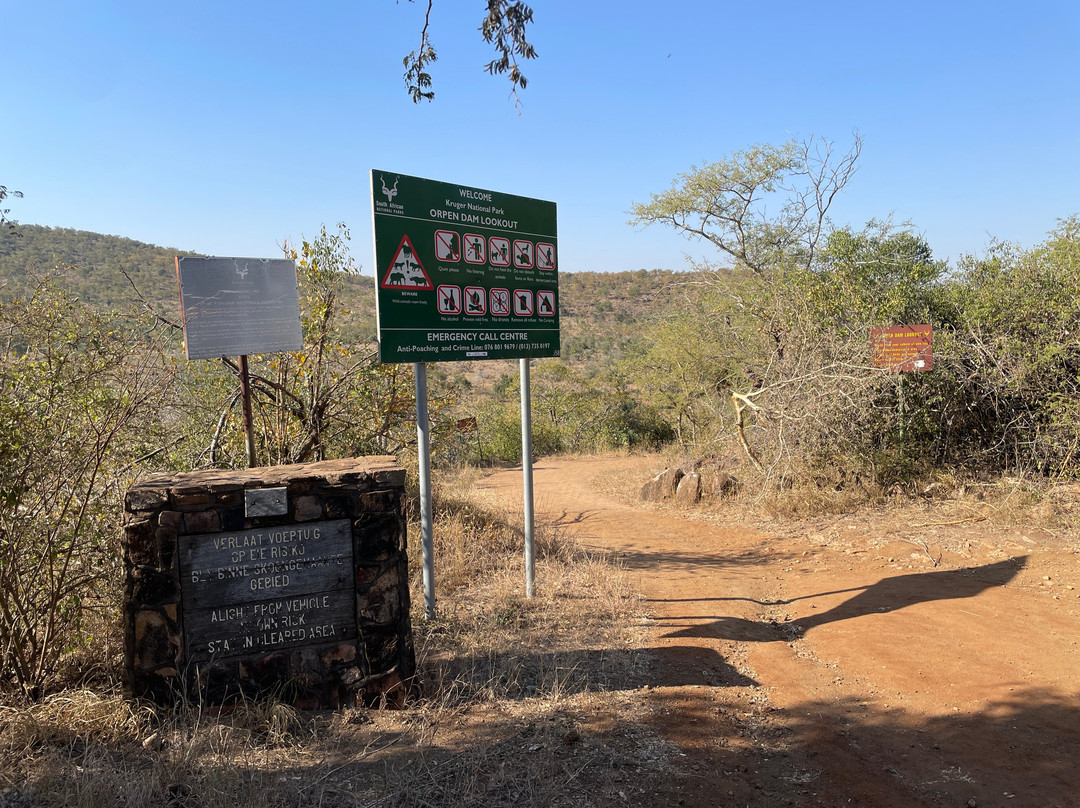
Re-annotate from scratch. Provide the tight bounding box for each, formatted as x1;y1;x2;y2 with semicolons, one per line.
464;286;487;316
490;288;511;316
536;242;556;270
437;285;462;314
489;237;511;267
464;233;486;264
513;289;534;316
537;290;556;316
435;230;460;262
513;240;534;269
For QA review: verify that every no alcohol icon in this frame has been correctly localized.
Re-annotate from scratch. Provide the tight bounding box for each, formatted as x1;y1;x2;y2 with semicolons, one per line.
437;285;462;314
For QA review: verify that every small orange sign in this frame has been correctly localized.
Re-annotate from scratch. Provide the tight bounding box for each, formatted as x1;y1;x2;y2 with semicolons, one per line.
871;325;933;372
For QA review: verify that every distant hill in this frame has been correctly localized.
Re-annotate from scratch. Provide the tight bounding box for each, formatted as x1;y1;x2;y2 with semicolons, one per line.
558;269;680;362
0;224;681;357
0;223;194;315
0;224;379;343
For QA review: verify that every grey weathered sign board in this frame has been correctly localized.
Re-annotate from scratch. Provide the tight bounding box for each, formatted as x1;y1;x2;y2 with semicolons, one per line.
176;256;303;359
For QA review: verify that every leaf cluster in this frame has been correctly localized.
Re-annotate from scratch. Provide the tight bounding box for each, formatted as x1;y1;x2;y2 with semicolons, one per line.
630;136;861;273
0;186;22;235
402;1;538;104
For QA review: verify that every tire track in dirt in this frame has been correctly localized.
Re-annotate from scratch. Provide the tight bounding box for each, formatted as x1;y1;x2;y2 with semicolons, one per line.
483;456;1080;808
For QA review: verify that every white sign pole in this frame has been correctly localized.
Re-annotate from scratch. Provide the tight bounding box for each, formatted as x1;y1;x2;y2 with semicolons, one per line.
414;362;436;618
520;358;536;598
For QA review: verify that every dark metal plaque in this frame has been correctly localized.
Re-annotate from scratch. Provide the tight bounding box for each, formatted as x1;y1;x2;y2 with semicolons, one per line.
179;519;355;661
176;256;303;360
245;487;288;517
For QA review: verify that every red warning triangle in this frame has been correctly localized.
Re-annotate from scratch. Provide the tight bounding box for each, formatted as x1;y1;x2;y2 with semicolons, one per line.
380;234;433;290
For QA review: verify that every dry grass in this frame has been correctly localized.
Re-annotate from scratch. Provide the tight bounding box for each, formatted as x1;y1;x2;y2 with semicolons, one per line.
411;467;648;711
0;464;663;808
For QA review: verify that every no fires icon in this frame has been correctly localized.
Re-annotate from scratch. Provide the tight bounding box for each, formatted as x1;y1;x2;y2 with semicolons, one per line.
464;286;486;315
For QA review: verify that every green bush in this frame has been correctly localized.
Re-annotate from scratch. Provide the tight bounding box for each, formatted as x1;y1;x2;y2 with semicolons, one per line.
0;279;175;696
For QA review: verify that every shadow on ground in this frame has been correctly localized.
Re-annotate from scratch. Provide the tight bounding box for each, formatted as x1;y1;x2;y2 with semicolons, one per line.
660;556;1028;642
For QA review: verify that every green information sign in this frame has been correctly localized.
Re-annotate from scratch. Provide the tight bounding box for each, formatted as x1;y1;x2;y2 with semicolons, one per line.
370;170;560;363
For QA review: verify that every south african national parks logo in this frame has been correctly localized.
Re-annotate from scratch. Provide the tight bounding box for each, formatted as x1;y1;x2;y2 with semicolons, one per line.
380;174;399;204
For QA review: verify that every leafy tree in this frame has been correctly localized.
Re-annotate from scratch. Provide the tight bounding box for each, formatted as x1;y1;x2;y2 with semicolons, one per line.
933;216;1080;476
627;136;962;483
403;1;538;103
629;136;862;273
793;221;947;348
0;277;176;695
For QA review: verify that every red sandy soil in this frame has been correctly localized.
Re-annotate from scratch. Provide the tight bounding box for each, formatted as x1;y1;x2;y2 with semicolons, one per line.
482;456;1080;808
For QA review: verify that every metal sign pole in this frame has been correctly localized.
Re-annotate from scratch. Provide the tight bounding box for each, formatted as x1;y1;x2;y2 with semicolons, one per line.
238;354;257;468
520;358;536;598
414;362;436;619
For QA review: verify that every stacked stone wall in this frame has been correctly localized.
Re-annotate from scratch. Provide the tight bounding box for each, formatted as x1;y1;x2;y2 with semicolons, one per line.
123;457;414;708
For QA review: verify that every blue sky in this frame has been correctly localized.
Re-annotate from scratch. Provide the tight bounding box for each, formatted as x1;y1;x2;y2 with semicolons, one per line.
4;0;1078;275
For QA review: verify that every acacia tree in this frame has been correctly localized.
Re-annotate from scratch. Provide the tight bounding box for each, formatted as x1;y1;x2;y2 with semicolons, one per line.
629;135;862;273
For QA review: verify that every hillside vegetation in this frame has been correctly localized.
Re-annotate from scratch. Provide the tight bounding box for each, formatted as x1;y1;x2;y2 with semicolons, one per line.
2;136;1080;697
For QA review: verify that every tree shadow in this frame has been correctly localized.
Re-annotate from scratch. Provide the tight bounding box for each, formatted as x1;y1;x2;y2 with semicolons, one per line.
419;644;757;702
546;508;599;527
664;556;1028;642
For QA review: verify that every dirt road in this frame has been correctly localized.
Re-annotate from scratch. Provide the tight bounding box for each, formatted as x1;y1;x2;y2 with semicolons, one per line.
482;456;1080;807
